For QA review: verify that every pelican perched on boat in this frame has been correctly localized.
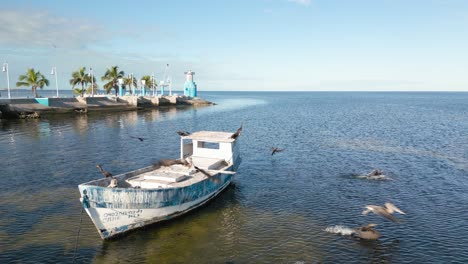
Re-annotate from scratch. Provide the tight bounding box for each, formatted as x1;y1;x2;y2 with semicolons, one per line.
230;124;242;139
353;224;381;240
96;164;112;178
363;202;406;223
108;178;118;188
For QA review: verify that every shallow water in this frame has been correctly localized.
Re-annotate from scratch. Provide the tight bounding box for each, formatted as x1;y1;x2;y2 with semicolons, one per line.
1;92;468;263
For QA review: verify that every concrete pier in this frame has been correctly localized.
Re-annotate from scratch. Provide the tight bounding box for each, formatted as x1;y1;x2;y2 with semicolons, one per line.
0;95;214;119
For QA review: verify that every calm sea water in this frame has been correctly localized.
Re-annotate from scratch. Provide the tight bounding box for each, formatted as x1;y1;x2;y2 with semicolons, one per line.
1;92;467;263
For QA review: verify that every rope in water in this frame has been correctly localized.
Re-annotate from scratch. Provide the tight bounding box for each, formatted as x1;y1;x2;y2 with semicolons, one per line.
72;206;85;263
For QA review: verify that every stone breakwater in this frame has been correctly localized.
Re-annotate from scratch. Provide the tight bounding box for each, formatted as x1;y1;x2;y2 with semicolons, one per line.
0;95;214;119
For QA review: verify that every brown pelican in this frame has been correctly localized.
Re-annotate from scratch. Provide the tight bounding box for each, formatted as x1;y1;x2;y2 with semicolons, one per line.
129;135;145;142
353;224;381;240
230;124;243;139
108;178;118;188
271;147;284;155
194;166;221;184
363;202;406;223
177;130;191;137
153;159;191;168
96;164;112;178
356;169;391;180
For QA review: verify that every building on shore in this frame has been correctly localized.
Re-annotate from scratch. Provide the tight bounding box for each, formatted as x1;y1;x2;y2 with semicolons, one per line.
183;70;197;97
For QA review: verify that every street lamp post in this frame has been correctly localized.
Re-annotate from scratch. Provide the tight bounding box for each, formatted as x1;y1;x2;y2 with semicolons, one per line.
50;66;59;97
151;73;155;97
141;79;146;96
89;67;94;97
2;62;10;99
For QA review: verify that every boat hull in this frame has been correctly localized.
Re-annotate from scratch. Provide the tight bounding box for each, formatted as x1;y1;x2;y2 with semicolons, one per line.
79;173;233;239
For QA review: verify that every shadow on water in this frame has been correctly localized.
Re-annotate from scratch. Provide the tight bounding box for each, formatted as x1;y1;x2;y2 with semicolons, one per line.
91;183;243;263
356;238;401;263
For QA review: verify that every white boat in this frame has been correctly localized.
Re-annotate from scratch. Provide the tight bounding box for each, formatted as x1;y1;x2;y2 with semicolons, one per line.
78;130;241;239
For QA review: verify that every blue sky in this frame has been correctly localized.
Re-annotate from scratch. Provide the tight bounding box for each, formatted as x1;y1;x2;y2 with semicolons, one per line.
1;0;468;91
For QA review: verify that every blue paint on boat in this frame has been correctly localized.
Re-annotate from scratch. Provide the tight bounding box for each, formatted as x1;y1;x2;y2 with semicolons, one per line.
80;173;233;209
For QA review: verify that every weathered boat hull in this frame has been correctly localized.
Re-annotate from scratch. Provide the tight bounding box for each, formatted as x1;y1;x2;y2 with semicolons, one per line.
79;172;233;239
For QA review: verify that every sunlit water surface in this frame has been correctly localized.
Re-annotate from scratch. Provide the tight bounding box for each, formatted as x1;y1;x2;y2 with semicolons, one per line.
1;92;468;263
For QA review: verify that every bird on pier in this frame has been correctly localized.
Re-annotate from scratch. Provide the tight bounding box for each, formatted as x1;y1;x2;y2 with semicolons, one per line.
96;164;113;178
230;124;243;139
271;147;284;155
177;130;191;137
353;223;381;240
362;202;406;223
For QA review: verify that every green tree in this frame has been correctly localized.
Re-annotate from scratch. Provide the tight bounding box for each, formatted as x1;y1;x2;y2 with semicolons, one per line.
70;67;90;97
141;75;157;94
102;66;125;95
16;68;50;98
123;74;137;94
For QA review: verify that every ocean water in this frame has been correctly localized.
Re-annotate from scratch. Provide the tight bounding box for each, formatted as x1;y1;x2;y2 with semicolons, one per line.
0;92;467;263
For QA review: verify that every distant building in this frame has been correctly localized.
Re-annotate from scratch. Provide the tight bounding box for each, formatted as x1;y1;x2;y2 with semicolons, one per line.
183;70;197;97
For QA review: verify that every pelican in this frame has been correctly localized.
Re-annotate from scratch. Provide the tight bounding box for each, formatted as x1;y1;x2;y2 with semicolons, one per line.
230;124;243;139
108;178;118;188
194;165;220;184
353;224;381;240
177;130;191;137
96;164;112;178
153;159;191;168
129;135;145;142
355;169;391;180
363;202;406;223
271;147;284;155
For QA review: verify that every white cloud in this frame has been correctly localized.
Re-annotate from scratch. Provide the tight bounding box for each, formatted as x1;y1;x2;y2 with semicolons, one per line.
288;0;311;6
0;9;107;49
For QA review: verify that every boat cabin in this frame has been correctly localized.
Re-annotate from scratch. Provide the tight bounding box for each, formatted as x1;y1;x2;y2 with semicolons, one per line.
123;131;240;189
181;131;239;169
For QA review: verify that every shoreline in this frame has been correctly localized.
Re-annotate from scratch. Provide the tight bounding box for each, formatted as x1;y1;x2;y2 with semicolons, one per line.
0;95;214;119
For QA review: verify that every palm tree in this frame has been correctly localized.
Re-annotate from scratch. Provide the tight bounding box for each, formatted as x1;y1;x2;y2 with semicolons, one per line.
102;66;124;95
70;67;89;97
141;75;157;95
123;74;137;94
16;68;50;98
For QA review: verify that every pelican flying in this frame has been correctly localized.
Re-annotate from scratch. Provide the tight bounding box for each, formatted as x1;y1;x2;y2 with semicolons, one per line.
362;202;406;223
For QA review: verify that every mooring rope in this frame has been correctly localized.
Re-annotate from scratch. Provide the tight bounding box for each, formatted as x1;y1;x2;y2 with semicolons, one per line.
72;206;85;263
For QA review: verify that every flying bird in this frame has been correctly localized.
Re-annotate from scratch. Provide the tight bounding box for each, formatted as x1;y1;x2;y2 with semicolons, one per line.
271;147;284;155
362;202;406;223
353;224;381;240
230;124;243;139
177;130;191;137
96;164;113;178
129;135;146;142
